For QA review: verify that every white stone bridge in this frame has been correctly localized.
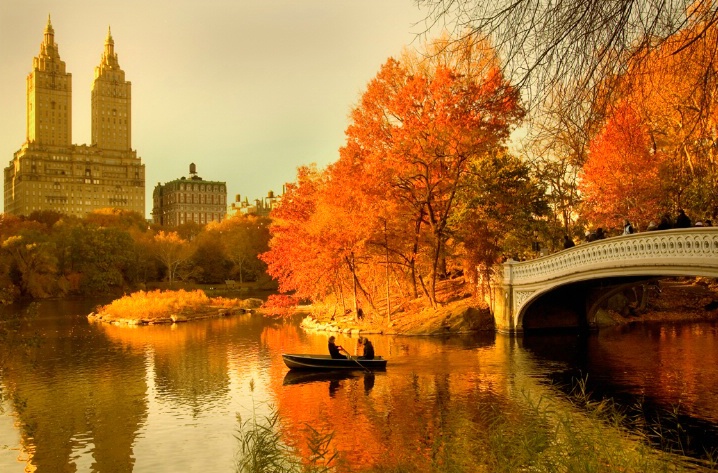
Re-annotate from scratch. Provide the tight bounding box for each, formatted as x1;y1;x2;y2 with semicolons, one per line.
490;228;718;333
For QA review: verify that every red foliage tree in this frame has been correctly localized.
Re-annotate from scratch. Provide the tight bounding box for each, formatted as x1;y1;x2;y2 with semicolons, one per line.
580;102;668;230
263;34;527;313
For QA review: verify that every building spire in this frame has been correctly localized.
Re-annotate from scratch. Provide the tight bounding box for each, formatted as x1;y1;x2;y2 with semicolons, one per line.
101;25;117;68
44;14;54;45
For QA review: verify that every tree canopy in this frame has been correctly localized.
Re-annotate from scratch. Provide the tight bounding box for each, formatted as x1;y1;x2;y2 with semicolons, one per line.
262;34;543;314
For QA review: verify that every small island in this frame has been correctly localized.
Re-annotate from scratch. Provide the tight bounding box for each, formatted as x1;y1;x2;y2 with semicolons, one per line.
88;289;263;326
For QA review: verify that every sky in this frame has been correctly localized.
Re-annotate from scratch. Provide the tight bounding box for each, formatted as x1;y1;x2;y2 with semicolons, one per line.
0;0;434;217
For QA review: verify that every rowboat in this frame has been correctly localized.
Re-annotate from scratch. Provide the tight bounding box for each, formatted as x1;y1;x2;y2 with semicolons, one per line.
282;353;388;371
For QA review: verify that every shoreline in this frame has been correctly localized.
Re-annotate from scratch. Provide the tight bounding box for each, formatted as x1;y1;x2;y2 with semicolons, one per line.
297;279;718;336
87;305;252;326
86;289;264;326
82;278;718;333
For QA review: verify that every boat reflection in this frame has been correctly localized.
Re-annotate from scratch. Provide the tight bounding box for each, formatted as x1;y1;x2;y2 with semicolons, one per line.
282;370;378;397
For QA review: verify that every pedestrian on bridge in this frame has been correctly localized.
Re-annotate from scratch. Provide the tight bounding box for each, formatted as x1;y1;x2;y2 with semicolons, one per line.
675;209;691;228
657;213;672;230
563;235;575;249
623;220;634;235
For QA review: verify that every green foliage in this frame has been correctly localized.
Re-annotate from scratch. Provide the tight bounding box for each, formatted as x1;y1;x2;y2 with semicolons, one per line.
235;408;297;473
454;150;548;269
66;225;136;294
190;236;232;284
1;231;58;298
0;209;273;303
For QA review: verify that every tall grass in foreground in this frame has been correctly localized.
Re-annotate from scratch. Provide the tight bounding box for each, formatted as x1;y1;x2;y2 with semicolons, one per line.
235;379;337;473
235;377;717;473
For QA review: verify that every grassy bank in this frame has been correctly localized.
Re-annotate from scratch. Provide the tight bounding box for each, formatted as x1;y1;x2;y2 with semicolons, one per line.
88;289;263;325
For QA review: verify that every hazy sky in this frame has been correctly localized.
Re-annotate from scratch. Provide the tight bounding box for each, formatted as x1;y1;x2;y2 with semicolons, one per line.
0;0;432;217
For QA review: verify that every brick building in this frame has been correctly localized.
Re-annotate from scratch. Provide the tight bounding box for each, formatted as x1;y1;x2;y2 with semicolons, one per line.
152;163;226;226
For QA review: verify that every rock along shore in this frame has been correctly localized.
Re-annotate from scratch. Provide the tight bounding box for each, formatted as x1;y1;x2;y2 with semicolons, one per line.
299;297;495;336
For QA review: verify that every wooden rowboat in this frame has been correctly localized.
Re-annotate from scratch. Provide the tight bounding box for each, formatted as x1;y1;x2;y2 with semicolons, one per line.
282;353;388;371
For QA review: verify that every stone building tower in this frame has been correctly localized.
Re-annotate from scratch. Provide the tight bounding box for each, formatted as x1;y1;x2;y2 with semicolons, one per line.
91;27;131;151
3;17;145;218
26;15;72;147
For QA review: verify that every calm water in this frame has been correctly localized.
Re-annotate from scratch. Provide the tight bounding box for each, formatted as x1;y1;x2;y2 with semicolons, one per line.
0;299;717;472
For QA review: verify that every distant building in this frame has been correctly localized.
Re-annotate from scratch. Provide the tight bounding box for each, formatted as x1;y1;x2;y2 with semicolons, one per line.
3;17;145;217
152;163;226;226
228;190;281;217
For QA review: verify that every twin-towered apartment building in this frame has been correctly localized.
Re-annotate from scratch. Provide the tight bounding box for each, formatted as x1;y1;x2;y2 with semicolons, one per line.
3;16;232;225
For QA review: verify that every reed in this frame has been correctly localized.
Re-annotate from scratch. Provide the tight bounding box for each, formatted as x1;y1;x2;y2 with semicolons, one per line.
235;380;337;473
234;375;716;473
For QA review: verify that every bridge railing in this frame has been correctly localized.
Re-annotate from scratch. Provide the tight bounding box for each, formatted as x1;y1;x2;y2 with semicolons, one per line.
503;228;718;286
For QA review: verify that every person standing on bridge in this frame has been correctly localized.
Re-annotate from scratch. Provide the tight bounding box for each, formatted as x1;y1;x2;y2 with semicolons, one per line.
563;235;575;249
623;220;634;235
657;213;672;230
675;209;691;228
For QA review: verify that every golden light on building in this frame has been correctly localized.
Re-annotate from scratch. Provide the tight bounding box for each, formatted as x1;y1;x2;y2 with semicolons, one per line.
3;16;145;217
152;163;227;226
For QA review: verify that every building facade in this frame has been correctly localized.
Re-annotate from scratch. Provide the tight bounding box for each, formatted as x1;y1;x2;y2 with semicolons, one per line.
228;190;281;217
3;17;145;217
152;163;227;226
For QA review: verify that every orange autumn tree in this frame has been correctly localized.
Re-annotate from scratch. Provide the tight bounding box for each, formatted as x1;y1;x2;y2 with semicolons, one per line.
581;13;718;224
261;163;380;316
338;37;524;304
262;34;526;312
628;17;718;218
261;166;340;302
579;101;668;229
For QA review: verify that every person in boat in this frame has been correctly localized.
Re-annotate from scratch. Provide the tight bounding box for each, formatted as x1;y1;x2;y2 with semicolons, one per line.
328;336;347;359
357;337;375;360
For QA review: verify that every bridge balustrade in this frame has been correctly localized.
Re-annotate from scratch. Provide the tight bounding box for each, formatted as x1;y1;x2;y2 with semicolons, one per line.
491;228;718;333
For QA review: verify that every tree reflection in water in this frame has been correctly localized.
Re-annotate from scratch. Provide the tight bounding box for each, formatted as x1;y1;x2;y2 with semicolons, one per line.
0;301;716;472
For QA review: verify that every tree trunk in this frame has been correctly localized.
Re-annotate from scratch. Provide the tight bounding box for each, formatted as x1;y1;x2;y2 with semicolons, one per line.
352;253;358;321
385;220;391;323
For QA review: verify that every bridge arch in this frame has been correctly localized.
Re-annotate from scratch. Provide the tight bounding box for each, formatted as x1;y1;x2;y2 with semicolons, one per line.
489;228;718;333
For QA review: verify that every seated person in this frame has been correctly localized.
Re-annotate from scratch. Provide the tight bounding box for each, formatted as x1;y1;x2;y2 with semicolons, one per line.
358;337;375;360
328;336;346;359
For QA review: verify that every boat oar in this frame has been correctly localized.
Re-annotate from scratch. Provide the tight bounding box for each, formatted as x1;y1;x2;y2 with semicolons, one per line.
341;347;371;373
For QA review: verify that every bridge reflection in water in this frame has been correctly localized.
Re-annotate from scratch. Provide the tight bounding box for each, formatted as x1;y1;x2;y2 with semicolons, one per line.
490;228;718;333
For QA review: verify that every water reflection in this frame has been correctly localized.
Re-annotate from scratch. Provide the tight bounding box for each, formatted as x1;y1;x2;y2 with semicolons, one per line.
282;370;360;387
267;330;512;469
0;301;716;472
0;299;147;472
521;323;718;458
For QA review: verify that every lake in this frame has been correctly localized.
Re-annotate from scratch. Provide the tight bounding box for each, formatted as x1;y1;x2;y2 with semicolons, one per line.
1;299;717;472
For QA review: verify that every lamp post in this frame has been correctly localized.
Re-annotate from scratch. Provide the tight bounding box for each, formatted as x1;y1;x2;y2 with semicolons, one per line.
532;230;540;257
